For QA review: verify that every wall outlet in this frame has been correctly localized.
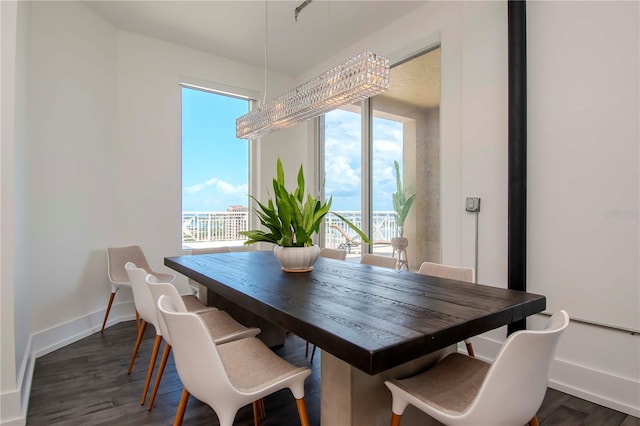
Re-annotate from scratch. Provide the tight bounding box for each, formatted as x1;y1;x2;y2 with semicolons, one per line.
466;197;481;212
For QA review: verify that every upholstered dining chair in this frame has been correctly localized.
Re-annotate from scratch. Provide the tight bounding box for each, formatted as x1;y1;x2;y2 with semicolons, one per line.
319;247;348;260
418;261;476;356
145;273;260;413
360;253;398;269
157;295;312;426
124;262;216;407
189;246;231;304
385;310;569;426
101;245;176;333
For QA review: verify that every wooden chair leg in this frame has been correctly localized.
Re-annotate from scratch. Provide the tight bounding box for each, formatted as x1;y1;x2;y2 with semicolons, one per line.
305;341;310;357
390;412;402;426
173;388;189;426
135;310;141;333
295;398;310;426
147;342;171;411
310;344;317;363
128;320;147;374
528;415;540;426
465;341;475;358
252;401;261;426
100;292;116;333
259;398;266;419
141;335;162;405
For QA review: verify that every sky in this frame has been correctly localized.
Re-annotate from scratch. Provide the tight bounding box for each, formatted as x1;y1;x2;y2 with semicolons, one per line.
182;87;403;213
182;86;249;212
324;109;403;212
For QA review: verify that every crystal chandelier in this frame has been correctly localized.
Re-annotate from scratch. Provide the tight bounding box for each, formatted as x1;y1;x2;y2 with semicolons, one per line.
236;51;390;140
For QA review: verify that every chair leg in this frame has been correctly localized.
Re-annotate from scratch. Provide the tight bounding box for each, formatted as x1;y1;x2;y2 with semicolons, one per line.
173;388;189;426
252;401;261;426
528;415;540;426
305;341;309;357
310;344;318;363
295;398;310;426
390;413;402;426
135;310;141;333
259;398;266;419
128;320;148;374
147;342;171;411
100;292;116;333
465;341;475;358
141;335;162;405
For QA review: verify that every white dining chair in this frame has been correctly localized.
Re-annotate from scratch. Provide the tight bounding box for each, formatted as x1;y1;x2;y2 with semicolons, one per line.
418;261;476;356
360;253;398;269
124;262;216;407
319;247;348;260
101;245;176;333
385;310;569;426
157;295;312;426
145;273;260;414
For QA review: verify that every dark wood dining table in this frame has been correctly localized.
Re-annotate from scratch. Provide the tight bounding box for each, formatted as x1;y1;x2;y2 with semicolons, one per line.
165;250;545;425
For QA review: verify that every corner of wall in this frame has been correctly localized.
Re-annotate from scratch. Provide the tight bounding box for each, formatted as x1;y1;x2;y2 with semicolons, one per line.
0;302;135;425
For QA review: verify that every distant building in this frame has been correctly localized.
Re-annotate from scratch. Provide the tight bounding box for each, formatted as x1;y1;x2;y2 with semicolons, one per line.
225;205;248;239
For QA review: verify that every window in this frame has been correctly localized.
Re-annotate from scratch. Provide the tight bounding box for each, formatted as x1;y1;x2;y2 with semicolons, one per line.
181;85;250;249
321;47;441;268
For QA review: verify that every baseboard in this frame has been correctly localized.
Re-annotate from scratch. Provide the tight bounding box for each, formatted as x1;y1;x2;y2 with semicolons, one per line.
470;334;640;417
550;359;640;417
0;302;135;426
0;388;24;426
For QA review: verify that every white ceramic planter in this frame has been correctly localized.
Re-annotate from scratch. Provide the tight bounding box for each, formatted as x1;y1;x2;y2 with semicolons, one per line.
273;245;321;272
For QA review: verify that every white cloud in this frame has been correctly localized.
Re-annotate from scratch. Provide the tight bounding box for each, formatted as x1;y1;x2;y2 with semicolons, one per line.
183;177;247;196
217;181;248;194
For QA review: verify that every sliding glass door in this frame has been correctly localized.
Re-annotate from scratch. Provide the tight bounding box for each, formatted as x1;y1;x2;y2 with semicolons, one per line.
321;47;441;269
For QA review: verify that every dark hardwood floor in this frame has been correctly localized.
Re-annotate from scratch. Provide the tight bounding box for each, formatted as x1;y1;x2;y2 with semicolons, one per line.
27;320;638;426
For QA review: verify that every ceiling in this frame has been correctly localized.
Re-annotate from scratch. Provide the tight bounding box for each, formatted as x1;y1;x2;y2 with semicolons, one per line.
84;0;428;76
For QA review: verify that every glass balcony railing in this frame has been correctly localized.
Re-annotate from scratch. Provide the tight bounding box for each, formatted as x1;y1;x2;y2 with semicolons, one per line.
182;211;398;251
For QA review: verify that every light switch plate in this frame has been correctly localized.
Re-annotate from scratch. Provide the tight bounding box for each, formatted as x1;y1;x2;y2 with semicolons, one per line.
466;197;481;212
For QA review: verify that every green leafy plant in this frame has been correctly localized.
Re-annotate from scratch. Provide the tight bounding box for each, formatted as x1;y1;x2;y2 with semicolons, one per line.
241;158;370;247
392;160;415;237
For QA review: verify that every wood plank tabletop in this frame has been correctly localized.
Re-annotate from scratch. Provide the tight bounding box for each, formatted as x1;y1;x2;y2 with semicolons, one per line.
165;250;545;375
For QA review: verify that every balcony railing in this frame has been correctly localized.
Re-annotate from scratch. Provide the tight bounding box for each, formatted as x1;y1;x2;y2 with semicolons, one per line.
182;210;398;251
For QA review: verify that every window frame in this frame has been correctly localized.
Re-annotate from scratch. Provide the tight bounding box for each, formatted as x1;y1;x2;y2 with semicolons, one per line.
179;78;260;249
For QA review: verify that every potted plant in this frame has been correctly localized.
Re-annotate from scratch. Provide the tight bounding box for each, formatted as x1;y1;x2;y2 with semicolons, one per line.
391;160;415;269
241;158;369;272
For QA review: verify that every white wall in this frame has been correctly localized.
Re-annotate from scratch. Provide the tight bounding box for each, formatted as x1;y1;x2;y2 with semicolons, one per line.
2;2;300;424
527;1;639;414
528;1;639;332
28;0;118;332
114;29;301;291
1;1;20;423
301;0;639;417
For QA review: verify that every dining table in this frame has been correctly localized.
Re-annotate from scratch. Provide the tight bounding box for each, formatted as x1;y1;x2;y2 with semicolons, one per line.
165;250;546;426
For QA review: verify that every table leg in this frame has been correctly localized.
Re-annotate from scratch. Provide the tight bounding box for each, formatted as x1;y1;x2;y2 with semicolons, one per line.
320;346;455;426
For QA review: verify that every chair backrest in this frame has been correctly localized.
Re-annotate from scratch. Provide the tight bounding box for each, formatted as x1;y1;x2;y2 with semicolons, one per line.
108;245;151;284
319;248;347;261
146;273;189;345
124;262;159;330
157;295;237;412
360;254;398;269
418;261;475;283
190;246;232;255
465;310;570;424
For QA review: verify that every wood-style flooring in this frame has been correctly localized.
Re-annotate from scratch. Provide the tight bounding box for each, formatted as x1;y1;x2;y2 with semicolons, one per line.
27;320;638;426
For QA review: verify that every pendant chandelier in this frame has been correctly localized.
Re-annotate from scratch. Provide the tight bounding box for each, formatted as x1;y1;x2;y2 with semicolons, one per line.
235;2;390;139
